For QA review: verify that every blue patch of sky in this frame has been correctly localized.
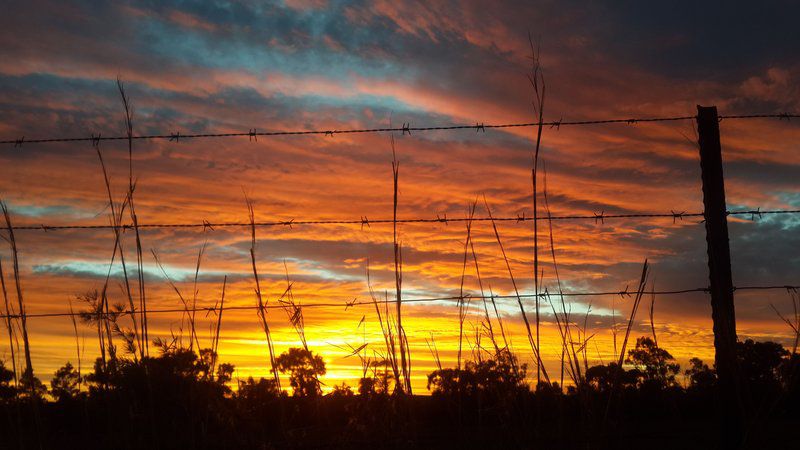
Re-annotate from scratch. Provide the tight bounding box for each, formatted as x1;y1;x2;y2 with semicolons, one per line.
134;10;418;83
729;199;800;230
32;260;226;282
0;73;116;104
6;201;97;220
282;257;360;282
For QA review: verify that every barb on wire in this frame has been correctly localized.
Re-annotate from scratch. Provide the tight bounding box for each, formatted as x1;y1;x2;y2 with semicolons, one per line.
3;285;799;321
2;113;797;147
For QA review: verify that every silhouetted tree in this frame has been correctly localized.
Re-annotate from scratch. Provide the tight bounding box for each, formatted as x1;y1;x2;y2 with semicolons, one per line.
217;362;235;384
358;360;393;396
737;339;788;393
626;337;680;389
329;383;354;397
585;362;641;392
276;347;326;397
0;360;14;400
17;368;46;399
236;376;281;413
684;357;716;391
427;350;528;397
50;362;82;401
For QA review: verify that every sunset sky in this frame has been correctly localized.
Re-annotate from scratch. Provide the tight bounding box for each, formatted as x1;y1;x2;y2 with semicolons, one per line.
1;0;799;393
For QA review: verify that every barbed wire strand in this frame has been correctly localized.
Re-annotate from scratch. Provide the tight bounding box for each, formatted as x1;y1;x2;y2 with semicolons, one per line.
1;113;797;147
6;209;800;232
2;285;798;320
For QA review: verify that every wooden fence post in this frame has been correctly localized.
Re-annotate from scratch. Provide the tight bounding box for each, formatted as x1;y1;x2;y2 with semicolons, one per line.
696;105;743;439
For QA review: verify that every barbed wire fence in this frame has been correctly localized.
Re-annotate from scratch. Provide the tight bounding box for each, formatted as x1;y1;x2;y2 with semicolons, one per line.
1;286;799;321
1;109;799;392
4;209;800;232
1;113;797;147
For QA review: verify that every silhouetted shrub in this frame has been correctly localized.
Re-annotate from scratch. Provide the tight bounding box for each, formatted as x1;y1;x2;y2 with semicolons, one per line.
427;350;527;397
626;337;681;389
50;361;83;401
276;347;326;397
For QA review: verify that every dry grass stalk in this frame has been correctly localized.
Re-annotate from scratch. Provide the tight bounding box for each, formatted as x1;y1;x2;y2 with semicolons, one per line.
581;301;594;373
151;249;199;350
485;284;511;354
0;256;18;388
425;332;443;372
528;35;546;385
391;137;412;394
770;288;800;354
96;148;131;361
367;263;401;391
542;166;583;387
246;196;280;389
483;196;550;384
78;291;107;374
279;261;308;351
1;201;34;391
469;238;502;356
210;275;227;377
68;298;82;388
617;260;650;367
190;240;209;349
604;260;650;421
277;261;323;391
457;202;477;370
117;78;149;358
649;280;658;347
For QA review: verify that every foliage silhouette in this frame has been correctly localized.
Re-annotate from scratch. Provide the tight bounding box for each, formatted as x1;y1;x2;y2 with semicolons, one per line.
276;347;326;397
50;362;82;402
625;336;681;389
427;349;527;397
0;360;14;400
0;337;799;448
684;357;716;391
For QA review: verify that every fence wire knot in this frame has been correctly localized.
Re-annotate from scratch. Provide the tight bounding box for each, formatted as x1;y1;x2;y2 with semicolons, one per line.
475;122;485;133
779;112;791;121
202;220;214;231
626;119;638;125
40;224;51;232
437;213;447;224
91;133;101;148
14;136;24;147
550;117;563;130
282;219;294;228
325;130;335;137
402;123;411;135
360;216;370;230
594;211;605;224
249;129;257;142
516;212;526;222
169;132;181;142
671;210;686;224
751;207;763;221
618;285;631;298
